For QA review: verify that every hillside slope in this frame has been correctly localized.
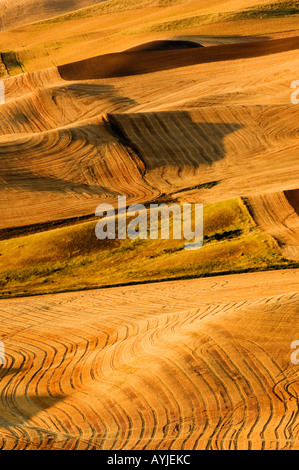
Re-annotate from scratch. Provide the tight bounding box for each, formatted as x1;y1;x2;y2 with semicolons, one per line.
0;1;299;452
0;0;298;75
1;39;298;231
0;269;298;449
0;0;106;31
245;190;299;260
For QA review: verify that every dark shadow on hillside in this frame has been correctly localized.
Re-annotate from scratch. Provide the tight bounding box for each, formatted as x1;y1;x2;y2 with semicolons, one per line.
0;135;116;195
0;120;127;195
0;83;138;129
0;154;117;195
0;83;138;195
124;40;203;52
0;366;25;378
285;189;299;215
0;110;242;194
0;392;65;432
107;112;243;170
50;82;138;111
1;52;24;75
0;363;67;430
58;37;299;80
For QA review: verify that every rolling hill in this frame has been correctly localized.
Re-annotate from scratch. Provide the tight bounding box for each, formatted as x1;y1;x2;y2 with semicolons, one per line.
0;269;298;449
0;0;298;75
0;0;298;452
0;0;106;31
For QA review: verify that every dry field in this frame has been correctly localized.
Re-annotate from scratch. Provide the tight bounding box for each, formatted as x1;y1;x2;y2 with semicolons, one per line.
0;0;106;31
245;190;299;260
0;0;299;452
0;0;299;74
1;38;299;231
0;269;298;450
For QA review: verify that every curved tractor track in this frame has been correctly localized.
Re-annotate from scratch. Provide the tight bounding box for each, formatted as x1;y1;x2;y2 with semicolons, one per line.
245;190;299;260
1;37;298;231
0;103;298;230
0;269;298;450
0;30;298;451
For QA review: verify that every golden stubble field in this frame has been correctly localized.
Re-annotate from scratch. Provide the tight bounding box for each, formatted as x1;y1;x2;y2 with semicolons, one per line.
0;0;298;451
0;269;298;449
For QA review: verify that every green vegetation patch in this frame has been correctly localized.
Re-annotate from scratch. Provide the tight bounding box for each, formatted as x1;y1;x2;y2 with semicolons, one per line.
0;198;294;298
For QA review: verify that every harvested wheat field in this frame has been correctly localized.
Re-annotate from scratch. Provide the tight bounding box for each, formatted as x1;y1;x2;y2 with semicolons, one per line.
0;269;298;450
0;0;106;31
244;190;299;260
0;0;299;453
1;46;299;229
